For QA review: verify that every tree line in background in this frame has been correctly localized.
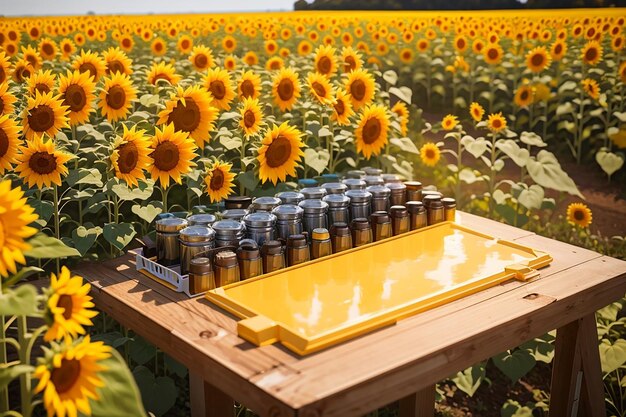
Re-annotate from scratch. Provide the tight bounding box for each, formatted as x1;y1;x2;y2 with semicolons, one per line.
294;0;626;10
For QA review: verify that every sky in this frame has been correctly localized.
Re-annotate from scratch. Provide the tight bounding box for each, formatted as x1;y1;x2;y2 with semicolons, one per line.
0;0;297;17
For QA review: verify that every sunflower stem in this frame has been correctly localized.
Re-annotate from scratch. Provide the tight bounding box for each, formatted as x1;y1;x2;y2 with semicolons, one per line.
488;131;498;218
17;316;32;417
0;313;7;413
239;140;246;196
52;185;60;274
161;186;170;213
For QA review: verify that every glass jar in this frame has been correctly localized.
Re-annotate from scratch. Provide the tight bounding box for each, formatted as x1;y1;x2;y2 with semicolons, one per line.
387;182;407;207
442;197;457;221
346;189;372;221
243;212;277;247
322;194;350;227
364;175;384;186
404;181;423;202
366;185;391;213
272;204;304;241
155;217;188;266
220;209;249;222
179;226;215;276
250;196;282;213
299;199;329;237
212;219;245;248
406;201;428;230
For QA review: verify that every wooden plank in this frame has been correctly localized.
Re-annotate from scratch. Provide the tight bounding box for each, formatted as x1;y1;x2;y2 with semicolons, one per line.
578;315;607;417
399;386;436;417
256;256;626;416
455;212;536;241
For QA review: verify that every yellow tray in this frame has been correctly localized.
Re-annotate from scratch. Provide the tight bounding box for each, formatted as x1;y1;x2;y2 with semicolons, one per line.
205;222;552;355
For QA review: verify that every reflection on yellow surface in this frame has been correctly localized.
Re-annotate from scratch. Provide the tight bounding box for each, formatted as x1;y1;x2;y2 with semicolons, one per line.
207;222;551;354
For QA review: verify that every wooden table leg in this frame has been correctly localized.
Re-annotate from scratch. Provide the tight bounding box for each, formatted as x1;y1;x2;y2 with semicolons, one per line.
399;385;436;417
189;371;234;417
549;313;606;417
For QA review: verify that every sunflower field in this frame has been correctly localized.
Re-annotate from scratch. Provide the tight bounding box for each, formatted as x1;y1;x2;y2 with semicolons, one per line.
1;7;626;417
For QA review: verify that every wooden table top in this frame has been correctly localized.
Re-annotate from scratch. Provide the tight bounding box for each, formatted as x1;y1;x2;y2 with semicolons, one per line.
75;212;626;417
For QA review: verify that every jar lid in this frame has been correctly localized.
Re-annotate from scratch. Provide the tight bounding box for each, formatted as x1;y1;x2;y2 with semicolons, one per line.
404;181;423;190
251;196;282;211
351;217;371;230
363;167;383;176
275;191;305;205
179;226;215;242
322;194;350;207
320;182;347;195
345;170;366;179
442;197;457;208
187;213;217;226
272;204;304;220
390;205;409;217
221;209;249;221
422;190;443;200
311;228;330;241
366;185;391;198
243;212;277;227
298;178;318;187
386;182;407;193
364;175;384;186
370;211;391;224
346;189;372;203
287;234;308;248
237;243;260;259
212;219;245;235
300;187;327;200
330;222;350;236
298;199;329;214
342;178;367;190
156;217;188;232
423;195;442;207
406;201;426;213
189;257;213;274
261;240;283;255
224;196;252;210
382;173;401;183
214;250;238;267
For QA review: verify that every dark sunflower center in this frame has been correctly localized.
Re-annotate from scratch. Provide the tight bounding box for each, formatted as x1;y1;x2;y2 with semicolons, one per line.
28;151;57;174
167;98;200;133
152;141;180;172
117;142;138;174
210;169;225;190
28;104;55;132
195;54;208;68
344;56;356;72
42;43;54;56
243;110;256;128
317;56;331;74
154;42;163;52
63;44;72;53
241;80;255;98
209;80;226;99
362;118;382;144
492;119;502;128
520;90;529;101
574;209;585;221
350;79;366;101
457;39;466;49
0;128;9;157
153;73;171;83
311;81;326;98
269;60;281;70
57;294;74;320
50;358;81;394
403;51;411;59
0;67;5;84
106;85;126;110
585;48;597;62
64;84;87;112
487;48;498;60
34;83;50;95
0;98;4;114
555;44;563;55
225;39;234;49
107;60;124;75
265;135;292;168
531;53;544;67
122;38;131;48
277;78;294;101
25;55;37;68
79;62;97;79
334;99;345;116
426;148;436;159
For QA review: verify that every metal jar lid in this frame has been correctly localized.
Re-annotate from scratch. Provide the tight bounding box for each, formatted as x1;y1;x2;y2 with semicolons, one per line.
320;182;347;195
364;175;384;186
406;201;426;214
342;178;367;190
179;226;215;243
300;187;327;200
224;196;252;210
298;199;329;214
237;243;261;259
370;211;391;224
390;205;409;218
261;240;283;255
366;185;391;198
214;250;238;267
155;217;188;233
212;219;245;236
275;191;305;205
382;173;401;183
386;182;407;194
363;167;383;176
287;234;308;248
345;170;366;179
442;197;457;208
404;181;423;191
423;195;443;208
272;204;304;221
351;217;371;230
345;189;372;204
243;212;277;228
322;194;350;208
422;191;444;203
251;196;282;212
187;213;217;227
189;257;213;275
330;222;351;236
221;209;249;221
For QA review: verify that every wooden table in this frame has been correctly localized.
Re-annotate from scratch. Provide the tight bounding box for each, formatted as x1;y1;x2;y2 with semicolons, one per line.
75;212;626;417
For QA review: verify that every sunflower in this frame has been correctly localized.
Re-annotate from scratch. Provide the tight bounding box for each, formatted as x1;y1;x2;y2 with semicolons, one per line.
619;61;626;84
0;115;21;174
38;37;57;61
118;34;135;52
204;160;235;203
306;72;335;106
314;44;338;77
279;47;290;58
345;69;376;111
483;43;503;65
239;97;264;138
59;39;76;60
72;50;107;82
243;51;259;66
453;35;469;53
224;55;237;71
472;39;485;54
550;40;567;61
581;40;603;66
238;70;262;100
147;61;181;86
487;112;507;133
469;103;485;123
611;35;625;53
12;59;34;83
26;69;56;97
514;85;534;107
391;101;409;136
332;89;355;126
441;114;458;131
98;72;137;123
0;52;11;84
266;56;284;71
222;35;237;53
22;91;69;141
21;45;42;70
189;45;214;71
272;67;301;112
0;82;18;116
148;123;197;189
102;47;133;76
157;85;217;148
341;46;363;73
0;179;38;277
566;202;592;228
203;67;235;110
420;142;441;167
264;39;278;56
43;266;98;342
151;37;167;56
399;48;414;64
257;121;305;185
297;40;313;56
56;70;95;127
15;135;73;189
110;124;151;187
526;46;551;73
581;78;600;100
416;39;430;53
34;336;111;417
355;104;390;159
